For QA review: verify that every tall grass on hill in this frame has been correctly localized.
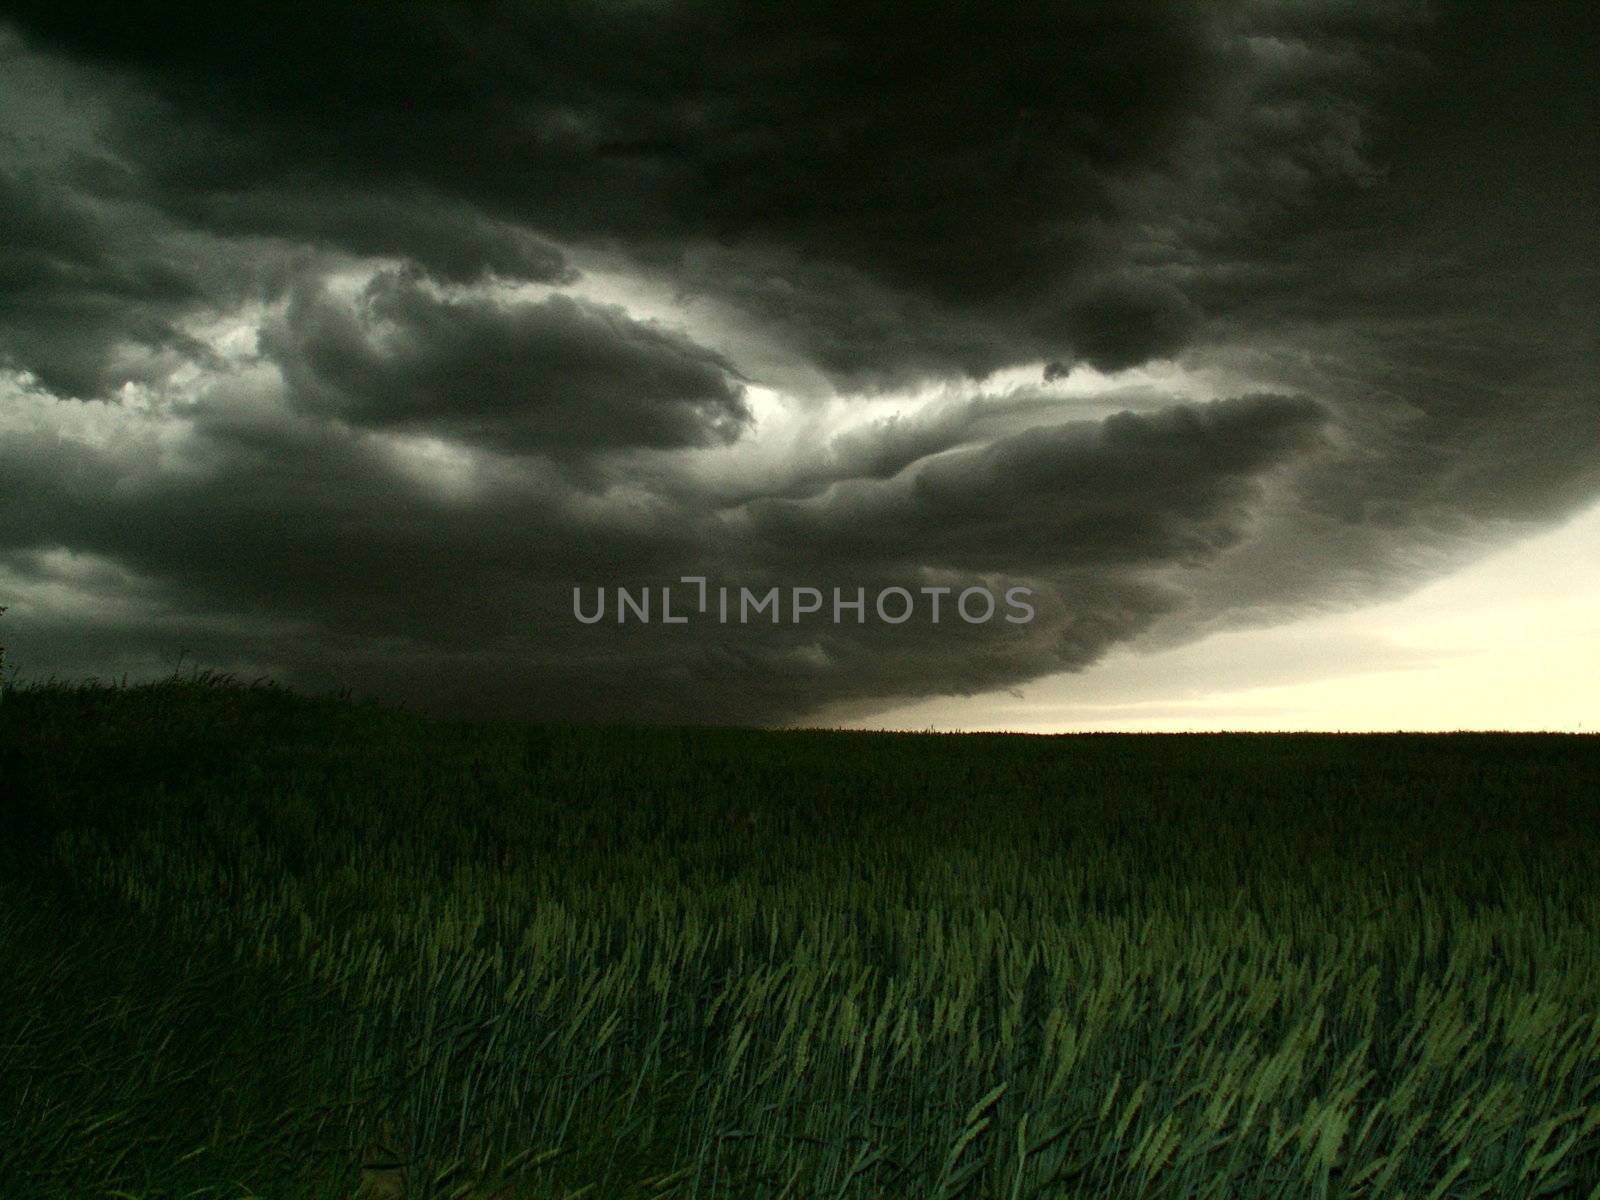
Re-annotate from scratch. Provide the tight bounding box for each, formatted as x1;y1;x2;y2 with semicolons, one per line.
2;674;1598;1198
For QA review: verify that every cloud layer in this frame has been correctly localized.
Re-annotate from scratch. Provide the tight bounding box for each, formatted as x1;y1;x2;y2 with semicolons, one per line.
268;270;752;454
0;1;1594;724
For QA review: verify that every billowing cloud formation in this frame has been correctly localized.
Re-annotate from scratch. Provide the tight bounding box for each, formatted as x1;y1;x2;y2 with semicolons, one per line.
747;395;1326;571
0;162;208;396
266;270;751;454
1;0;1236;389
0;1;1595;725
0;379;1317;723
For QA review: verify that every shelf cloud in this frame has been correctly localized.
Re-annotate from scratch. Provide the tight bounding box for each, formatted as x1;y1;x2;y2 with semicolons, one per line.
0;1;1594;724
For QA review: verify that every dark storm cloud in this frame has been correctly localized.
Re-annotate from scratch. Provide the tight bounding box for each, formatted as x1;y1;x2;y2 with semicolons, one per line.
1043;277;1202;375
0;377;1252;723
0;381;705;644
0;160;577;401
165;187;576;288
1;0;1228;385
746;395;1327;571
0;163;210;396
0;0;1596;726
1140;0;1600;637
264;269;751;454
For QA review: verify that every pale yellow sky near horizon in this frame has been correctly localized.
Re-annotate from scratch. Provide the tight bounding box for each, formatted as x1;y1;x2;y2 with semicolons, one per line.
836;499;1600;734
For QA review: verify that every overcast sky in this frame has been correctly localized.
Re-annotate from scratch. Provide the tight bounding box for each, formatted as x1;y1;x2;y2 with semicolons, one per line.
1;1;1594;729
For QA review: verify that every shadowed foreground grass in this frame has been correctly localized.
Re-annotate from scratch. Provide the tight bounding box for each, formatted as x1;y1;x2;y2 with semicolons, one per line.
2;674;1598;1198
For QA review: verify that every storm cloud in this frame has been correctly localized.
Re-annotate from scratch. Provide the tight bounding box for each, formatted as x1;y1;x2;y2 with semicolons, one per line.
0;1;1594;725
266;270;752;455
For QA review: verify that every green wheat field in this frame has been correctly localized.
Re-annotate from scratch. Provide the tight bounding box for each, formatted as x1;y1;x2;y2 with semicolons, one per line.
1;674;1596;1199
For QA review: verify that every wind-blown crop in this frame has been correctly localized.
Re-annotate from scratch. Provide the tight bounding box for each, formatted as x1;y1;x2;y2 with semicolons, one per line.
3;678;1597;1198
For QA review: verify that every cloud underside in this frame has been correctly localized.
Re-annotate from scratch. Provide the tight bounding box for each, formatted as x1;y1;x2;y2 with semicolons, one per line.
0;384;1329;723
0;1;1595;723
268;271;752;454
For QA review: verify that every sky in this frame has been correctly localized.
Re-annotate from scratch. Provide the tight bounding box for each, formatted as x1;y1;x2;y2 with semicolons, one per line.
0;1;1594;730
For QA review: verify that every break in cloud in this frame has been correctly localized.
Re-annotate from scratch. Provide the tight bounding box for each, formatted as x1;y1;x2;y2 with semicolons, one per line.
0;1;1594;724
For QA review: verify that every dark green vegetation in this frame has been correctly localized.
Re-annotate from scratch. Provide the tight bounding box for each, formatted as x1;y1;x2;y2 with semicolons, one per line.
2;675;1597;1199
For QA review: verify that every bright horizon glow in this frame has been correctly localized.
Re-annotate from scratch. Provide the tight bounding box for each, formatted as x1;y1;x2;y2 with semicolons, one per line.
836;499;1600;734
